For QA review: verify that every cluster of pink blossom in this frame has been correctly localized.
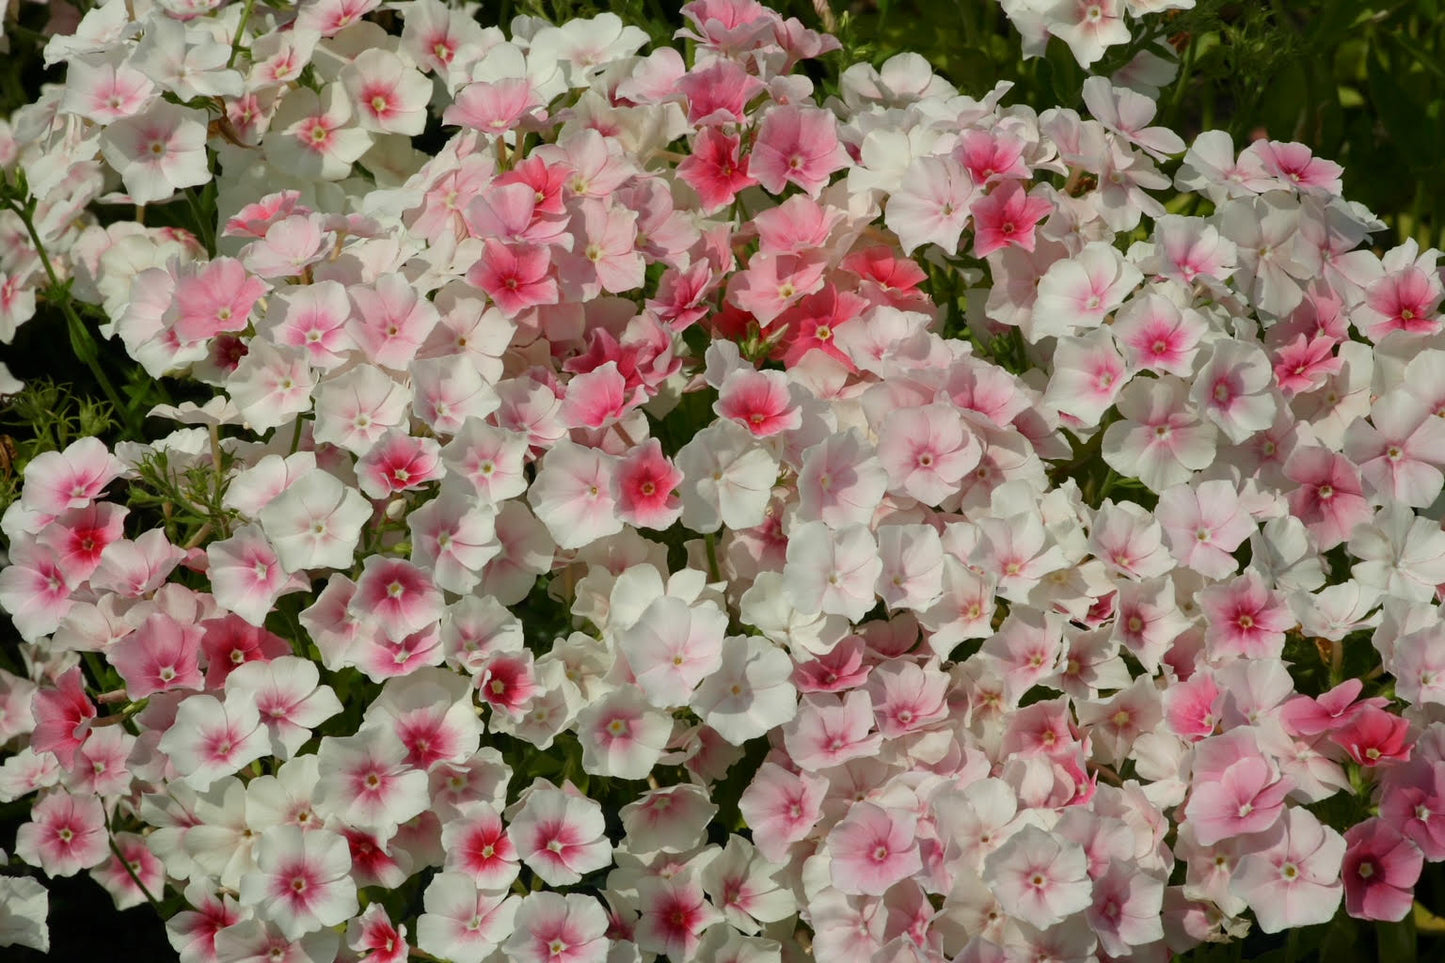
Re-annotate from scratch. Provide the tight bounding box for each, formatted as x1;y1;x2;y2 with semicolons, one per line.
1;0;1443;961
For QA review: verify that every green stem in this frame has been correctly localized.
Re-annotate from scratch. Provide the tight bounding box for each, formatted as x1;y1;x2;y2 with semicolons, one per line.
227;0;257;69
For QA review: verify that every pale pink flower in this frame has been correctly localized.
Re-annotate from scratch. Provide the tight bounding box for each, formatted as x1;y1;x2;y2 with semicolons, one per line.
29;667;95;768
782;691;882;771
15;791;110;877
635;873;723;959
1230;807;1344;933
970;180;1053;258
1112;292;1207;376
983;825;1093;929
1045;328;1130;428
1283;445;1372;552
314;732;430;840
227;343;317;434
826;801;922;896
352;555;444;641
784;522;883;622
690;634;798;745
19;435;124;517
416;872;519;963
1102;375;1217;493
527;441;624;550
1156;479;1255;578
99;102;211;203
885;156;976;255
311;364;412;456
1030;241;1142;342
340;48;432;135
159;694;270;791
750;105;849;197
1199;571;1292;660
110;612;205;698
238;827;359;940
508;787;612;886
226;657;344;760
504;892;609;963
620;596;728;708
876;403;981;505
737;762;827;862
208;524;301;626
266;86;373;180
797;430;889;529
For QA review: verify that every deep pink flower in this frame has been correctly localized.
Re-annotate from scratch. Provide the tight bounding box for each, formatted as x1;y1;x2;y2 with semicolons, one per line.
1330;707;1412;767
1342;819;1424;921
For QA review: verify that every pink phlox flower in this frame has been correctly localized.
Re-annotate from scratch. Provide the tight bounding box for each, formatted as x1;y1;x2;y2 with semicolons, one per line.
1081;76;1185;159
208;524;309;626
1088;499;1174;580
615;437;684;530
416;871;519;963
442;421;530;504
444;77;546;135
634;871;724;959
716;367;803;437
223;191;307;240
527;440;624;550
1342;818;1425;922
315;732;430;841
737;761;827;862
356;430;444;499
15;790;110;877
781;691;882;770
19;435;125;517
619;595;728;707
1162;669;1222;742
227;656;344;760
778;284;868;370
677;58;764;125
1345;391;1445;509
311;364;412;456
1045;327;1130;428
1199;571;1292;660
468;239;560;318
110;612;205;699
199;613;291;689
1030;241;1143;343
99;102;211;204
876;523;946;612
952;128;1031;186
166;881;244;963
1283;445;1372;552
1184;748;1293;846
982;824;1093;929
352;555;444;640
1102;374;1217;493
1271;333;1341;395
876;402;982;505
90;529;186;598
1229;807;1344;933
885;155;976;256
797;428;888;528
576;686;673;780
1240;139;1344;195
866;660;949;738
464;181;569;248
726;251;829;328
969;179;1053;258
504;892;609;963
1330;706;1412;767
783;521;883;622
0;540;75;641
1156;479;1255;578
558;361;645;430
346;273;440;370
61;58;156;124
30;667;96;768
825;801;922;897
508;786;612;886
238;826;359;940
1278;678;1386;737
793;634;869;693
339;48;432;135
677;127;758;214
1112;292;1207;376
158;693;270;791
347;903;408;963
750;104;850;197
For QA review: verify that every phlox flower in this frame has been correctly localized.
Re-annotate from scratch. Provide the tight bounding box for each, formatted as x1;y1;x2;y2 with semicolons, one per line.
99;102;211;203
314;732;430;841
1354;242;1443;341
261;281;356;370
19;435;124;518
1156;479;1255;578
1029;241;1141;342
1102;375;1217;493
1199;571;1292;660
615;437;685;530
826;801;922;896
311;364;413;456
1183;747;1292;846
15;790;110;877
36;502;128;585
715;368;803;437
110;612;205;698
1283;445;1372;551
797;430;889;528
341;48;433;135
1086;863;1166;958
876;403;981;505
527;441;624;550
677;127;757;213
442;421;530;504
227;343;317;434
504;892;609;963
885;156;976;256
783;522;883;622
982;825;1093;929
635;872;723;959
876;523;946;612
346;903;408;963
1342;819;1424;922
1349;504;1445;602
440;803;520;889
226;657;344;760
970;180;1054;258
1229;807;1344;934
557;362;639;431
238;827;359;940
867;659;950;738
211;920;341;963
407;487;500;595
410;355;502;436
208;524;304;626
1330;706;1412;767
1044;327;1129;427
676;421;779;533
1113;292;1207;375
158;694;270;791
558;198;645;299
347;273;440;371
0;541;73;641
60;58;156;123
737;762;827;863
169;258;267;344
750;105;849;197
575;687;672;779
619;595;728;708
166;881;243;963
700;835;796;935
265;86;373;181
726;251;829;327
257;470;372;572
416;872;519;963
620;783;718;854
690;634;798;744
356;430;444;500
30;667;95;768
508;787;612;886
781;691;882;771
1345;391;1445;509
